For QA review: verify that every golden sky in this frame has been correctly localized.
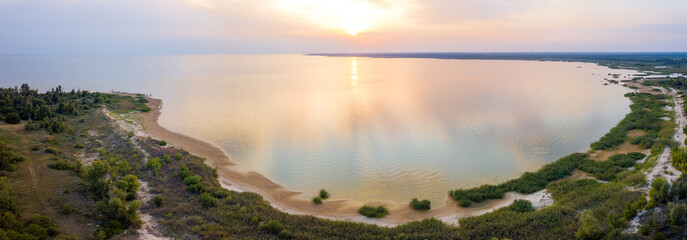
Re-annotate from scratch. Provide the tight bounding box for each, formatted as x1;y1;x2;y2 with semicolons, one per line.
0;0;686;54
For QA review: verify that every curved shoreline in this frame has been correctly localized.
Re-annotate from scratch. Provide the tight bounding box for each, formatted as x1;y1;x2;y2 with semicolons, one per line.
108;92;566;226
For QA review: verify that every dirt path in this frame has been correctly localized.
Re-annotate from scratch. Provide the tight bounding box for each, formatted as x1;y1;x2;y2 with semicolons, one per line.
26;148;38;189
103;107;170;240
627;87;685;233
643;88;683;189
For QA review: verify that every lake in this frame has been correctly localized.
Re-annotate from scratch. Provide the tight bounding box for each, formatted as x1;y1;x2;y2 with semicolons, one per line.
0;54;636;205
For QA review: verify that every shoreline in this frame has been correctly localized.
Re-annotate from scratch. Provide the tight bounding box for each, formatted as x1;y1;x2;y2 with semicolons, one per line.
111;92;566;226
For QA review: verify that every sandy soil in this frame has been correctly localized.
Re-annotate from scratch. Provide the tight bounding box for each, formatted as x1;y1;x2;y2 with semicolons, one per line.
106;92;558;226
625;80;663;95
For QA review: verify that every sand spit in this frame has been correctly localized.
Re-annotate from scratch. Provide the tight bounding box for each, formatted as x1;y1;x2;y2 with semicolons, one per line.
104;92;559;226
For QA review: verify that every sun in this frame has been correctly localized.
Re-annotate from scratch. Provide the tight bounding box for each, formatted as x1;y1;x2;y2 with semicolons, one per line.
274;0;409;36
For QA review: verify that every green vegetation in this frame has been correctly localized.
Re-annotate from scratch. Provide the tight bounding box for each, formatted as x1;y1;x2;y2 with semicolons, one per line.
319;188;329;199
0;177;60;239
0;142;25;171
312;196;322;204
636;174;687;239
131;95;151;112
153;195;164;207
3;112;20;124
0;84;117;134
409;198;431;211
0;83;683;239
200;192;218;208
358;205;389;218
591;93;672;150
449;91;672;207
672;146;687;171
450;152;645;206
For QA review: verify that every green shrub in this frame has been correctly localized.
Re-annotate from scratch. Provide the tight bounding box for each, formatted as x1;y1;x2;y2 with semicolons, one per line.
259;220;282;233
199;193;217;208
58;204;76;215
157;140;167;146
358;205;389;218
3;112;20;124
153;195;164;207
312;196;322;204
0;143;26;170
319;189;330;199
506;200;535;213
279;229;293;239
74;143;85;149
147;157;162;175
617;170;646;187
409;198;431;211
213;189;230;199
458;199;471;207
44;147;58;154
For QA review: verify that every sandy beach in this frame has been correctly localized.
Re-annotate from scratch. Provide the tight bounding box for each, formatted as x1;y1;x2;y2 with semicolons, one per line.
109;93;600;226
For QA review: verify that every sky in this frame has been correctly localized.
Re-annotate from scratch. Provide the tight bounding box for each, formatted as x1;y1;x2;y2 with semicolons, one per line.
1;0;686;54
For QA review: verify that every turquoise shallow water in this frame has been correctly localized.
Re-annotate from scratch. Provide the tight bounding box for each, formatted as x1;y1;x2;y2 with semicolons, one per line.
0;54;636;205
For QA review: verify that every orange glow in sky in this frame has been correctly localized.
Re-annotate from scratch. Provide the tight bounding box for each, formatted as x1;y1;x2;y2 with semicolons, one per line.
274;0;410;36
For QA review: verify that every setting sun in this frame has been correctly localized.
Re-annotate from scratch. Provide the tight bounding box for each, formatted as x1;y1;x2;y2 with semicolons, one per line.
274;0;409;36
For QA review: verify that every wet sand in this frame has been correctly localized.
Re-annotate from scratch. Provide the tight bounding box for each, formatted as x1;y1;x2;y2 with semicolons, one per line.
107;92;561;226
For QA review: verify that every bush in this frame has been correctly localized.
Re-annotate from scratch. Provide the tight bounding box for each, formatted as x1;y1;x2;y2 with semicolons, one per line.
458;199;471;207
199;193;217;208
409;198;431;211
279;229;293;239
157;140;167;146
358;205;389;218
147;157;162;175
3;112;20;124
259;220;282;233
74;143;85;149
648;177;670;207
153;195;163;207
617;170;646;187
58;204;76;215
312;196;322;204
319;189;330;199
506;200;535;213
0;143;26;170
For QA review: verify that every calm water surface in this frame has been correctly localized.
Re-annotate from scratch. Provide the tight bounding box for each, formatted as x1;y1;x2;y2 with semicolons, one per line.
0;54;637;205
